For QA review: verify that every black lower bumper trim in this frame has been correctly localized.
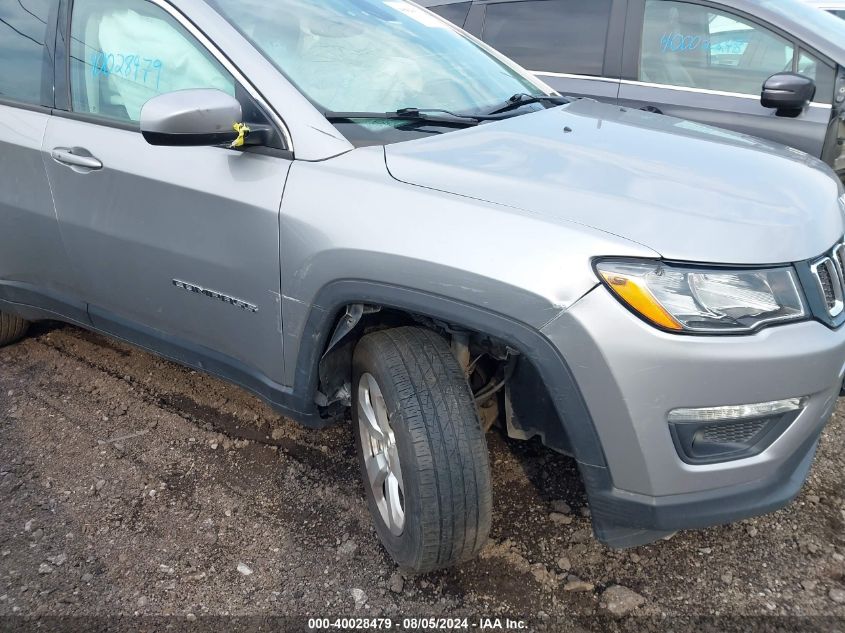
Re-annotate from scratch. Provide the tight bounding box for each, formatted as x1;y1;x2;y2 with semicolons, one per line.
584;430;821;549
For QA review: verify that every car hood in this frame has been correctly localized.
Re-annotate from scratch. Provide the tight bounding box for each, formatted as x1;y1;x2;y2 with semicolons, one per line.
384;99;844;265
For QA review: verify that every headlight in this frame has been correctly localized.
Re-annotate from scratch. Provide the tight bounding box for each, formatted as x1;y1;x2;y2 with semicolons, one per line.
595;259;807;333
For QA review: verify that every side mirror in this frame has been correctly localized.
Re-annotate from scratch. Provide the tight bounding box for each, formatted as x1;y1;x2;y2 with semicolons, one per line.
761;73;816;114
140;89;242;147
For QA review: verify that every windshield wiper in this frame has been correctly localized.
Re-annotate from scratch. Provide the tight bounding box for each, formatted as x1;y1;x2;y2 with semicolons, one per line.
485;93;569;116
324;99;564;128
325;108;484;127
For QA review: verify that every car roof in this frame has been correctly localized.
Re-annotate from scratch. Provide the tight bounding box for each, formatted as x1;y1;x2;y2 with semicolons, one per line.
417;0;845;6
418;0;845;8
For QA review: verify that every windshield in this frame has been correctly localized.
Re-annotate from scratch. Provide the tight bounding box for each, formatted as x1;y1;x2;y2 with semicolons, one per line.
206;0;549;144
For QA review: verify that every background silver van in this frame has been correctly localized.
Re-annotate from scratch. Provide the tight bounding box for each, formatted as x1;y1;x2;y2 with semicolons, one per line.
805;1;845;19
422;0;845;179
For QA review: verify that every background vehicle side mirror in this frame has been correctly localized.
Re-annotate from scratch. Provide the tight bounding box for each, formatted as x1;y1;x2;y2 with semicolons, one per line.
761;73;816;115
140;89;242;147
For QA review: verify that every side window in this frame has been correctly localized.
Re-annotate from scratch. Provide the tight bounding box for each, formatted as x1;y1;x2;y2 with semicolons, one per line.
70;0;235;123
0;0;54;106
798;50;835;105
428;2;471;27
482;0;613;76
640;0;795;96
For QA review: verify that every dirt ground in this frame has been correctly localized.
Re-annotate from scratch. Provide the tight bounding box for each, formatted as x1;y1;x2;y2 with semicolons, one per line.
1;323;845;631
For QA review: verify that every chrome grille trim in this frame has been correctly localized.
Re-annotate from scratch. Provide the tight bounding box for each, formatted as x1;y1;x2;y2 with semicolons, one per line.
835;243;845;282
811;246;845;317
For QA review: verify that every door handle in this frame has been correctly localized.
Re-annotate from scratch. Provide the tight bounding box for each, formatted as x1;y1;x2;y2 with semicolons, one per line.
640;105;663;115
50;147;103;171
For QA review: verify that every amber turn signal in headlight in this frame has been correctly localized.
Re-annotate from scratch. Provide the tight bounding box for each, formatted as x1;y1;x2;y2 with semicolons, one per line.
595;260;807;333
599;271;683;331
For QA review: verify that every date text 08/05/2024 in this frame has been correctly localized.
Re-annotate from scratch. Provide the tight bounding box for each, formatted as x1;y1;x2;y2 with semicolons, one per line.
307;617;529;630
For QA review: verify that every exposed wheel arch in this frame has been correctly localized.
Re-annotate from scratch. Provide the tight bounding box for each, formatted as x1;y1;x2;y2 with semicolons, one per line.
295;280;608;469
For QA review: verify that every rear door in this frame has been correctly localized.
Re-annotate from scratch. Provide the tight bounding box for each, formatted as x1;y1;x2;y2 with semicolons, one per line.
0;0;84;317
619;0;835;157
44;0;291;383
473;0;625;101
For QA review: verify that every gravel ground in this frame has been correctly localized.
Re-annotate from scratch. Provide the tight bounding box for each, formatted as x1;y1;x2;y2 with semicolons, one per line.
1;323;845;631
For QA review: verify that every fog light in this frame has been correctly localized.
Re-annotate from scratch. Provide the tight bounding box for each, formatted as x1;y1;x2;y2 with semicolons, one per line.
668;398;806;465
668;398;804;423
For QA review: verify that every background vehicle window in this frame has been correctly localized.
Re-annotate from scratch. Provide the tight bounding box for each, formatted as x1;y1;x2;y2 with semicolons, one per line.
0;0;54;106
798;50;834;105
640;0;795;96
428;2;471;27
482;0;613;76
70;0;235;123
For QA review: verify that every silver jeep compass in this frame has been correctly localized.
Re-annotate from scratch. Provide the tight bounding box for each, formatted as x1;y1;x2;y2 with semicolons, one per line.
2;0;844;573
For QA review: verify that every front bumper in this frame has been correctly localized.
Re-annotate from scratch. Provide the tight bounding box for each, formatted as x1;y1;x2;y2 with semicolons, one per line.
542;285;845;546
581;430;821;547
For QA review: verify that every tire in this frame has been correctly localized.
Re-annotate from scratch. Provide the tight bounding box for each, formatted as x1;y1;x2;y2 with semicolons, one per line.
0;311;29;347
352;326;492;573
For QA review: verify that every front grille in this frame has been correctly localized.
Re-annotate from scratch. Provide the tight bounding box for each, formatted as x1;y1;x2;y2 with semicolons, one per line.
700;418;768;445
810;244;845;317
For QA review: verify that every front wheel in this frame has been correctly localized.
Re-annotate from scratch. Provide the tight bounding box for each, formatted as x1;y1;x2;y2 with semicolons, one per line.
0;311;29;347
352;327;492;573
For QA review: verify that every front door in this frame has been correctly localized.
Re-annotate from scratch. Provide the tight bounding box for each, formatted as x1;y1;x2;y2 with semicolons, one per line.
619;0;835;158
43;0;291;383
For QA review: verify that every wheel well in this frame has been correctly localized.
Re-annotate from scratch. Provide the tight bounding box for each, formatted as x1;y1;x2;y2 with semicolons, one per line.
315;303;573;456
315;305;443;416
